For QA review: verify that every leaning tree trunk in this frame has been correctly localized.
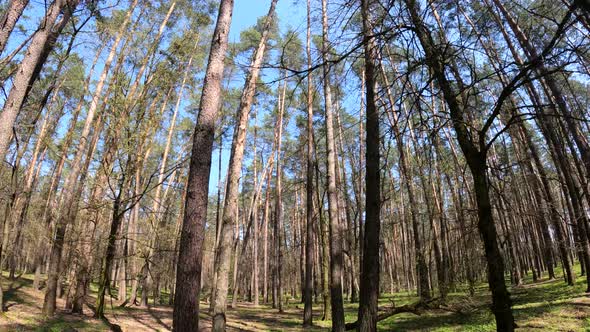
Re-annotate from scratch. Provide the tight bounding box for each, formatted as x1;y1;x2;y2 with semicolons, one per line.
0;0;29;55
42;0;131;315
172;0;234;330
0;0;78;161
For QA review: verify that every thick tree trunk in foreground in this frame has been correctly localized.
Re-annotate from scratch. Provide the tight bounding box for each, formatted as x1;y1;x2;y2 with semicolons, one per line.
172;0;234;330
357;0;381;330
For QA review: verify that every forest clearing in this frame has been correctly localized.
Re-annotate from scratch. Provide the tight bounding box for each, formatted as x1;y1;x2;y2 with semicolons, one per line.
1;0;590;331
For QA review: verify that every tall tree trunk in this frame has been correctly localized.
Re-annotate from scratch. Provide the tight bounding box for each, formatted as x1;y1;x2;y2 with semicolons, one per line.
172;0;234;330
321;0;344;329
211;2;277;329
357;0;381;329
252;114;260;307
273;73;286;314
263;171;272;304
303;0;315;324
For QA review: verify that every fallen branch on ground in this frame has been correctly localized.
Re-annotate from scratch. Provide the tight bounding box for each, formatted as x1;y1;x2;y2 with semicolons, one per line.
345;298;440;330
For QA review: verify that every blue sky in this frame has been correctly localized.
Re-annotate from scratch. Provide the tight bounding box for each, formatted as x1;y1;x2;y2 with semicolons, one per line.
0;0;309;196
210;0;307;195
229;0;306;42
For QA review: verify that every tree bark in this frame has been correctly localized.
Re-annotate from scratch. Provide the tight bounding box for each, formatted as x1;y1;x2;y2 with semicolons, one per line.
0;0;29;55
172;0;234;330
357;0;381;330
211;2;277;328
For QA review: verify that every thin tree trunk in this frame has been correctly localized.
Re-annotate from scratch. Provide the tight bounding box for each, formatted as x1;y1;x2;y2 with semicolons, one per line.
320;0;344;329
252;114;260;306
263;171;272;304
303;0;315;324
274;73;287;314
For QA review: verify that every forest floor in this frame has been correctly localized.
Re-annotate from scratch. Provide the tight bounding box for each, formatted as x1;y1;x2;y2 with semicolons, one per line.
1;267;589;331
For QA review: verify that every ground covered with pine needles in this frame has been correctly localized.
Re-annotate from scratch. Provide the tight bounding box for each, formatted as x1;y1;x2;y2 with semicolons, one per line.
1;266;589;331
